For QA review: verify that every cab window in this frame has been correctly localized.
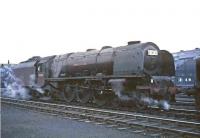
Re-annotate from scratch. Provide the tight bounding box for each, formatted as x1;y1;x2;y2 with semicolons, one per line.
37;64;43;73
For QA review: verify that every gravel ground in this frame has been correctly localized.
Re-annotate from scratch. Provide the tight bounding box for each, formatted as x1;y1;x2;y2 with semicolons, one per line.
1;104;148;138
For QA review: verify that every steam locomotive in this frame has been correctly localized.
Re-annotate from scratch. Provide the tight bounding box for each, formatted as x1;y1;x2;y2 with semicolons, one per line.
3;41;176;108
173;48;200;109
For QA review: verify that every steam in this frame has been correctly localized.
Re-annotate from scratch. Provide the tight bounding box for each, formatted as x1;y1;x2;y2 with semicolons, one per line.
109;79;171;110
142;97;170;110
109;79;130;101
29;74;44;94
0;66;31;99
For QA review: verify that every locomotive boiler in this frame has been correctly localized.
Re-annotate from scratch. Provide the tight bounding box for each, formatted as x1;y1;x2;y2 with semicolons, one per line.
46;41;176;107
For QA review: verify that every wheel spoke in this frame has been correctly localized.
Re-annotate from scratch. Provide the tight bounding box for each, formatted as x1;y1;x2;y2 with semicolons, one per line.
76;86;91;104
63;85;75;102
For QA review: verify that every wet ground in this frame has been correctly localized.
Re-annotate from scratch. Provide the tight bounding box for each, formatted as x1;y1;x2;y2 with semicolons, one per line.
1;104;148;138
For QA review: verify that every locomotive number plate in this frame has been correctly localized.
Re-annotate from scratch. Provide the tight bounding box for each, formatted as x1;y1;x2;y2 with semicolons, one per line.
148;50;158;56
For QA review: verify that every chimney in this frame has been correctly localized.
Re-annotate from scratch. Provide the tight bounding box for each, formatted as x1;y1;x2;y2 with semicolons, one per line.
128;41;141;45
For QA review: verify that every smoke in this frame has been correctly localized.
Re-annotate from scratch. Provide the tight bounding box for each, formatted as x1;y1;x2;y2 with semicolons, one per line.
0;66;31;99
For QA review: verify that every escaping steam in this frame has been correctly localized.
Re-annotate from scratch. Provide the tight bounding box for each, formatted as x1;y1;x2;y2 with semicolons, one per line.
142;97;170;110
0;65;31;99
109;79;170;110
29;74;44;94
109;79;130;101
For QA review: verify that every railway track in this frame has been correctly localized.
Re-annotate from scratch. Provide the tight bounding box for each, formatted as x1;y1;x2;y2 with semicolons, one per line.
164;91;197;111
1;97;200;137
140;106;200;122
173;93;196;108
36;97;200;121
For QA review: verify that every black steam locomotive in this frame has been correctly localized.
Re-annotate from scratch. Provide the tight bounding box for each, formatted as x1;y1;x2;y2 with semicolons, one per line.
6;41;176;108
173;48;200;109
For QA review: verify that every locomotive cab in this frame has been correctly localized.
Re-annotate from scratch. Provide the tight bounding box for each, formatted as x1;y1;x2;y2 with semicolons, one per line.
36;56;55;87
36;63;45;87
